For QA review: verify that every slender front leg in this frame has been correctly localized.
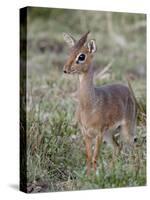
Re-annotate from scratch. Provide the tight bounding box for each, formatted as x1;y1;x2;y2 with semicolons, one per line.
84;135;92;176
92;135;102;172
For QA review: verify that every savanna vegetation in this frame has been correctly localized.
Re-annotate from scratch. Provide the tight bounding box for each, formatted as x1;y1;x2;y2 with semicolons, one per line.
22;7;146;192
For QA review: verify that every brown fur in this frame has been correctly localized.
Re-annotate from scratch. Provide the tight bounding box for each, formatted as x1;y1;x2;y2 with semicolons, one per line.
63;32;137;175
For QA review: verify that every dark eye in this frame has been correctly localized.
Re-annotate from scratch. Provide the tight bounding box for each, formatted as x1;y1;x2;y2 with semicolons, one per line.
78;54;85;61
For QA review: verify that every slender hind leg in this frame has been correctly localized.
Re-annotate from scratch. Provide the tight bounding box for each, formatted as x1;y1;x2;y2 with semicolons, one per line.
130;116;137;144
103;129;120;154
120;121;134;152
103;129;120;167
122;96;137;150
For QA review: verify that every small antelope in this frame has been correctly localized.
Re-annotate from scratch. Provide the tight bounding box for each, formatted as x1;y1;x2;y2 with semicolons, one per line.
63;31;137;175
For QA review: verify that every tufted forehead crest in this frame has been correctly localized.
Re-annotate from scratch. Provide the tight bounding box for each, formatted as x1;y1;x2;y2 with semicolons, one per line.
74;31;90;50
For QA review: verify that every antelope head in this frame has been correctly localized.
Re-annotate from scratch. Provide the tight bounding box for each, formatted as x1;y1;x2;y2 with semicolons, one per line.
63;31;96;74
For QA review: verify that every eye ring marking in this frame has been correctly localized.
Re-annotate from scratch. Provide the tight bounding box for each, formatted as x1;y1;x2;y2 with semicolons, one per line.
76;53;86;64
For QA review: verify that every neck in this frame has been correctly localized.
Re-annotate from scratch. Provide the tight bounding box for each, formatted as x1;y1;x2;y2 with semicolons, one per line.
78;66;95;109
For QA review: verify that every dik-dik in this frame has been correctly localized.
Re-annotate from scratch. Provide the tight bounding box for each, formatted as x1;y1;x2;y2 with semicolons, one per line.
63;31;137;175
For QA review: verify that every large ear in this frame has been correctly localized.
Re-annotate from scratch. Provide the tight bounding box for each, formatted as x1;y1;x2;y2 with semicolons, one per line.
87;39;96;53
63;32;76;47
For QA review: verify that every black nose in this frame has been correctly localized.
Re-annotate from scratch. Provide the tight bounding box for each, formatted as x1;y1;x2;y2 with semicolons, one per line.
63;70;67;73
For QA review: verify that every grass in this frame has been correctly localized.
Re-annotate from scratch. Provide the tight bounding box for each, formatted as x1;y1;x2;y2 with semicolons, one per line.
23;8;146;193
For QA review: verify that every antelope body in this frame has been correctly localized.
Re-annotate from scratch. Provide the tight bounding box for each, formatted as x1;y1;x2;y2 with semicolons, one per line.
63;31;136;175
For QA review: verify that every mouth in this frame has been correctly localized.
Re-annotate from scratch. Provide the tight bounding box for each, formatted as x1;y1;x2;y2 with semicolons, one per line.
70;70;79;74
64;70;80;74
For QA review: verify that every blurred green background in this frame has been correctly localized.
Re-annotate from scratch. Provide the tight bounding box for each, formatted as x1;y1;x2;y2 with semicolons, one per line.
24;7;146;193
